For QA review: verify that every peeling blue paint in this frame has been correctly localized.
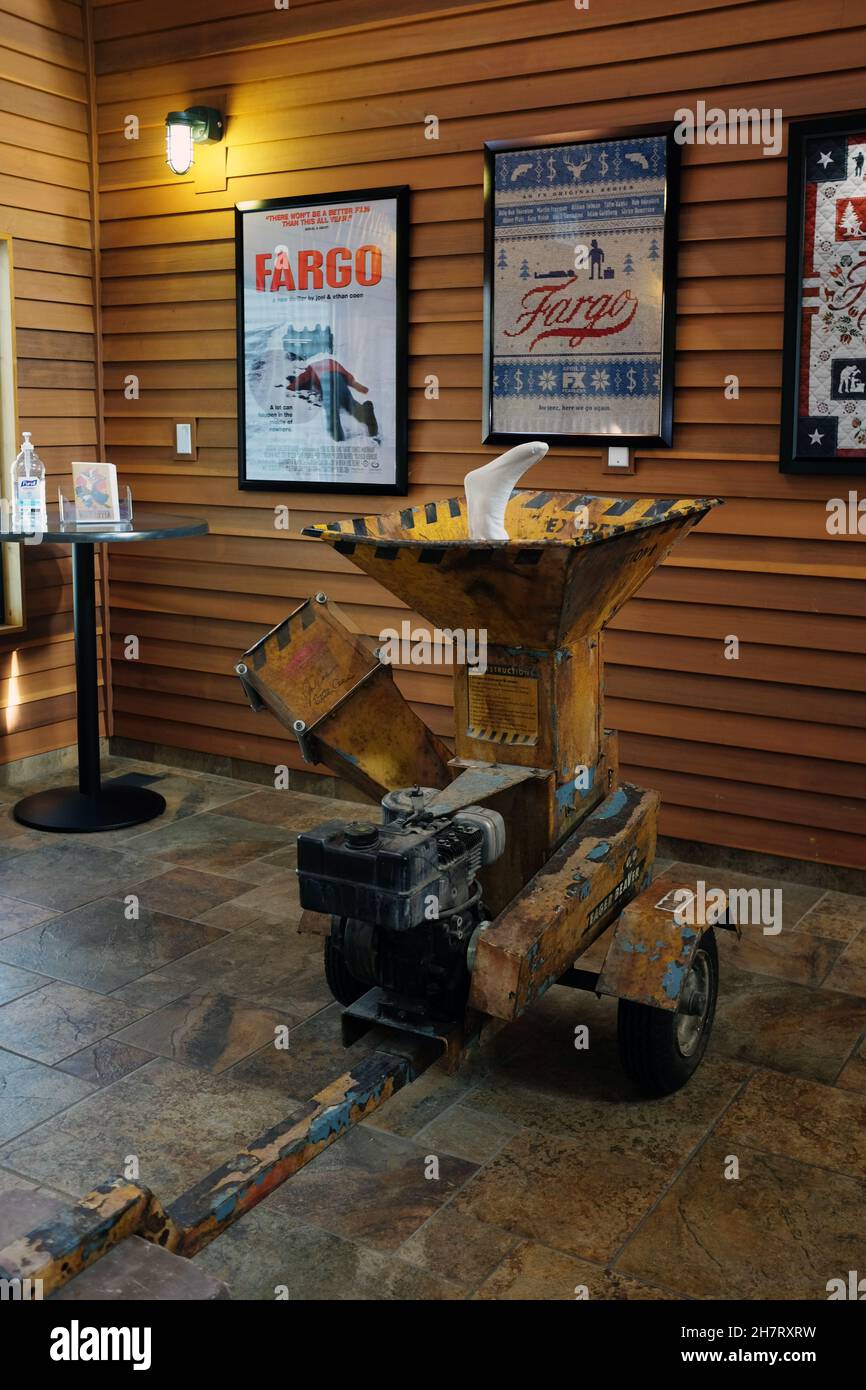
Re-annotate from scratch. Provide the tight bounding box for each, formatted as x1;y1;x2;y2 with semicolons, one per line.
591;787;629;820
662;959;687;999
587;841;611;861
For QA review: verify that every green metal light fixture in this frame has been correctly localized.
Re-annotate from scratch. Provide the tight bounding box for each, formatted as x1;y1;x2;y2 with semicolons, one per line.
165;106;224;175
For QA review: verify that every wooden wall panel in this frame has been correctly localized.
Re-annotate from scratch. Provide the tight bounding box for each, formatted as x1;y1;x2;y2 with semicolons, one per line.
91;0;866;867
0;0;105;764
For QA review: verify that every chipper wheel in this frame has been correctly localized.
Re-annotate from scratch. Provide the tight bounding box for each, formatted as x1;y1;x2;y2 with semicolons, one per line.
323;920;367;1006
617;928;719;1096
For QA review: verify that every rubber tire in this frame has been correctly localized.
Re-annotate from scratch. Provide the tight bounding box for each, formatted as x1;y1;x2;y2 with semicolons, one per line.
617;928;719;1096
323;930;367;1006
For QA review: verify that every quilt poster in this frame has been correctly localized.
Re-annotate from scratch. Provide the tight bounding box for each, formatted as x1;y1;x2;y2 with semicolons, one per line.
485;132;677;445
236;189;408;493
782;116;866;474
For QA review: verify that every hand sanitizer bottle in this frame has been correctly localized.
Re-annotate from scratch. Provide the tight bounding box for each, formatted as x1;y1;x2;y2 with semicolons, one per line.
12;431;46;531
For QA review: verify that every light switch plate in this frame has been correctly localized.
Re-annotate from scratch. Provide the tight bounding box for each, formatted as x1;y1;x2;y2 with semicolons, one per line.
172;418;197;460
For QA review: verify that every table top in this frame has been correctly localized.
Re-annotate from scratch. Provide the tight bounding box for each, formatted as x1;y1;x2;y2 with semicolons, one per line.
2;508;209;544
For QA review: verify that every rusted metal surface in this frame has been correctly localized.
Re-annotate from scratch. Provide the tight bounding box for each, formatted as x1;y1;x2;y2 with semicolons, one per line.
161;1034;440;1258
423;760;546;815
597;875;739;1010
236;593;451;798
469;782;659;1022
304;491;721;650
0;1178;176;1298
3;1035;445;1291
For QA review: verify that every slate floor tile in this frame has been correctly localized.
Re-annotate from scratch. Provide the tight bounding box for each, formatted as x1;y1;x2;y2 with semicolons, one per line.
153;922;331;1018
361;1061;475;1139
216;789;361;832
0;1057;297;1200
0;1165;37;1196
715;1068;866;1181
108;771;258;841
197;873;300;929
0;843;164;913
0;961;52;1006
0;899;228;993
0;1047;96;1144
0;981;147;1063
122;866;256;924
823;932;866;997
127;812;290;874
798;891;866;941
267;1125;477;1251
712;962;866;1083
114;992;294;1073
463;1053;748;1171
473;1241;670;1301
666;861;824;931
230;1000;377;1099
109;975;193;1012
0;896;58;938
837;1041;866;1094
55;1038;154;1087
716;921;843;988
193;1204;460;1300
399;1206;517;1289
452;1128;670;1264
616;1140;866;1300
415;1101;520;1164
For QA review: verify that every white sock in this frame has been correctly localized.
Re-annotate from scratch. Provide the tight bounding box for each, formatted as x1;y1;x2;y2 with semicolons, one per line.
464;441;549;541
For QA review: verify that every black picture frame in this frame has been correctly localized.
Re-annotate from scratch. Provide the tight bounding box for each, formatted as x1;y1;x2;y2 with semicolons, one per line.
780;112;866;476
482;124;681;449
235;187;409;494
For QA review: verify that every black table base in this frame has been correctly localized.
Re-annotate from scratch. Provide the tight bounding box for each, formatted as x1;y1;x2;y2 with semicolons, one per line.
13;784;166;834
8;509;207;836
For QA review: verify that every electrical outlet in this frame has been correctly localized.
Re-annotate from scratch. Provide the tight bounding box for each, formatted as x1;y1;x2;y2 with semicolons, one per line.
605;446;633;474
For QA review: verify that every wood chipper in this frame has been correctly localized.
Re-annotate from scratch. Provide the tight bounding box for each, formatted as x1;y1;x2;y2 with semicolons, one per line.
0;456;742;1296
237;453;734;1098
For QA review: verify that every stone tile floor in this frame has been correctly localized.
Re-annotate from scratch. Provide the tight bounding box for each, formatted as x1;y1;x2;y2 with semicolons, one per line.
0;756;865;1299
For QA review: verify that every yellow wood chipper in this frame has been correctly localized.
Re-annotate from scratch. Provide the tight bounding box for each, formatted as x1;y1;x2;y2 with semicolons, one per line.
237;466;734;1097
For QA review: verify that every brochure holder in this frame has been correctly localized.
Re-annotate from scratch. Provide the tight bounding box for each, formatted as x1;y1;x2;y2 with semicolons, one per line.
58;485;134;530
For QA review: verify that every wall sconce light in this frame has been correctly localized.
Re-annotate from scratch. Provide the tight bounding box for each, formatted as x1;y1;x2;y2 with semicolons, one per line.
165;106;224;175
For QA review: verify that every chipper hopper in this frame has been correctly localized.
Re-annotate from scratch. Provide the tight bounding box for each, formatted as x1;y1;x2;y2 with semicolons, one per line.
0;456;740;1297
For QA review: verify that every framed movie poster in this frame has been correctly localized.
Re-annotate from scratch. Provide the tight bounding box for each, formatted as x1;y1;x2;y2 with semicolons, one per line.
236;187;408;493
483;125;680;447
781;112;866;475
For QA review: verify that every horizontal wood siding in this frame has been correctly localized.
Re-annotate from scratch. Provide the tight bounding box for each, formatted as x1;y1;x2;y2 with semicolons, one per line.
91;0;866;867
0;0;107;764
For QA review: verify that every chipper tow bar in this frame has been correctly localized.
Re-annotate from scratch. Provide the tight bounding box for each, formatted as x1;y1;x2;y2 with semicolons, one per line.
0;450;738;1297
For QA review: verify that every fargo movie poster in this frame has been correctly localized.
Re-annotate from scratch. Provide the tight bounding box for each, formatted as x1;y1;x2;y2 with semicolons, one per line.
236;190;407;492
485;133;676;444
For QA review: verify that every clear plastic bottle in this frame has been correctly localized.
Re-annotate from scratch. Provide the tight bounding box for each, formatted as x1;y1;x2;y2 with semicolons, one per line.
11;431;46;531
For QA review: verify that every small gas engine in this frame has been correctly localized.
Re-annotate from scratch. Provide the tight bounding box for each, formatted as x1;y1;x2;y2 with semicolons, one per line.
297;787;505;1027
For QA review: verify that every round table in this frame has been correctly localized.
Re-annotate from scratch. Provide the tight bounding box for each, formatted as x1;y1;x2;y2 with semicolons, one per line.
5;509;209;833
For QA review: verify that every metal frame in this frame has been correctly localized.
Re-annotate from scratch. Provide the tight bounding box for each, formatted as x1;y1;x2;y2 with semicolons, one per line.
235;186;410;495
780;110;866;475
482;123;681;449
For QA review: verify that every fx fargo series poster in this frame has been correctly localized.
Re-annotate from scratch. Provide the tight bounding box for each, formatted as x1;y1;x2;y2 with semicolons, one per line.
483;128;680;447
236;188;408;493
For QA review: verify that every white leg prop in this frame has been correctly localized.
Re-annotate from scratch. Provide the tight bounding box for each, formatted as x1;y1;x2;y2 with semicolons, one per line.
464;441;550;541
